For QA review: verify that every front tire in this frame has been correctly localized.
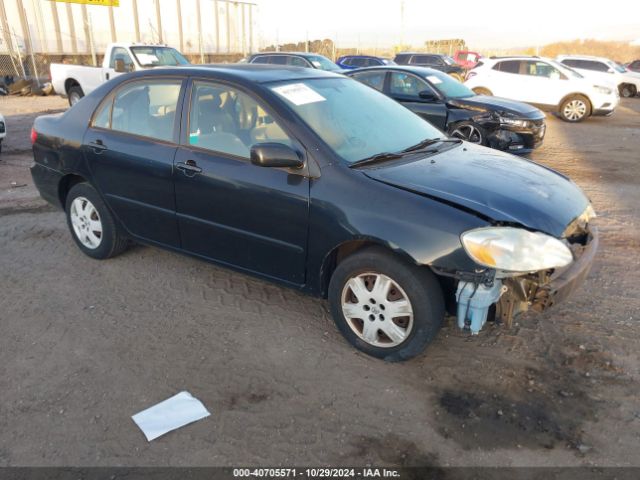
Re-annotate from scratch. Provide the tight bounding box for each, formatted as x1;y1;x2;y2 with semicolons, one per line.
68;86;84;106
559;95;591;122
328;247;444;361
65;183;128;259
619;84;637;98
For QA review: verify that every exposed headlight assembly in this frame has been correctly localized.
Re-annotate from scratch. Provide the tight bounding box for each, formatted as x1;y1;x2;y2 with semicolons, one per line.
461;227;573;273
594;85;612;95
499;116;528;127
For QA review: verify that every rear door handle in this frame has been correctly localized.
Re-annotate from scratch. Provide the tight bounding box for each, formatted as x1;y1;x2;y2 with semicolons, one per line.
176;160;202;176
88;140;107;154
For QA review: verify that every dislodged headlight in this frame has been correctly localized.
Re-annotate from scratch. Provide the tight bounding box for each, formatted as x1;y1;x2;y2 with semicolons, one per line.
461;227;573;273
594;85;612;95
499;116;528;128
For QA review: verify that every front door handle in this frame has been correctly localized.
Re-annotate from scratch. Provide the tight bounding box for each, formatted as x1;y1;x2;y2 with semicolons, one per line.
88;140;107;154
176;160;202;176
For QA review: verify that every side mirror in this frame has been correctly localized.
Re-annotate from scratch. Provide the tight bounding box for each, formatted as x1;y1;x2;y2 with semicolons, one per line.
418;90;438;102
250;143;304;169
114;58;126;73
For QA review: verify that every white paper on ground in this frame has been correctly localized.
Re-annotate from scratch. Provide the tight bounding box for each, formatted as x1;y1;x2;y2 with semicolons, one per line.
132;391;210;441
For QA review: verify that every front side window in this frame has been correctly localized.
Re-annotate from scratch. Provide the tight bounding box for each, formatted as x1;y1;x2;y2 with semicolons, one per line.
288;56;309;67
188;81;292;159
270;78;441;163
351;70;386;91
110;80;181;141
109;47;134;71
389;72;429;98
251;56;271;64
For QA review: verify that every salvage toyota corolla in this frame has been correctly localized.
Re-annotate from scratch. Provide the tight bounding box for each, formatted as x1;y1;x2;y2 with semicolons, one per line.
31;65;598;361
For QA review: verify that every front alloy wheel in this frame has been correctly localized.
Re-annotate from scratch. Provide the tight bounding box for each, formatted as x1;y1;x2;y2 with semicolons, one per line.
450;122;484;144
341;273;414;347
328;246;444;361
560;95;591;122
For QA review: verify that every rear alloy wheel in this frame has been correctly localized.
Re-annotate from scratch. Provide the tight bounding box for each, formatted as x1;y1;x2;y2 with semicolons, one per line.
449;121;485;145
328;246;444;361
619;84;636;98
559;95;591;122
65;182;129;259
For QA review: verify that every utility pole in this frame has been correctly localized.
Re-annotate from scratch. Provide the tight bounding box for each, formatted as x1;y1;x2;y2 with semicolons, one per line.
196;0;204;62
108;5;117;43
155;0;163;43
214;0;220;54
132;0;140;42
399;0;405;49
176;0;183;51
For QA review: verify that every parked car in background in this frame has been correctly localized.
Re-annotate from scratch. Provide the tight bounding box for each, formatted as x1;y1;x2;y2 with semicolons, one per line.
557;55;640;98
625;60;640;73
453;50;482;70
465;56;619;122
0;112;5;154
347;66;545;153
393;53;466;81
51;43;190;105
30;64;597;361
336;55;395;69
247;52;343;72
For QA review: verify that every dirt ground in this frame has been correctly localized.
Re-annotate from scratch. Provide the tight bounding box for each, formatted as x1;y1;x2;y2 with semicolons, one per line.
0;95;639;467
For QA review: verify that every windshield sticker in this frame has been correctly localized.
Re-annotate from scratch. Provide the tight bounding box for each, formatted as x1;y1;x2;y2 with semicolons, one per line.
272;83;326;106
427;75;443;84
311;61;322;68
136;53;159;65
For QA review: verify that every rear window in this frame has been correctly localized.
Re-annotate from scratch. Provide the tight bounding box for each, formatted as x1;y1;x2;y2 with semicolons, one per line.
494;60;520;74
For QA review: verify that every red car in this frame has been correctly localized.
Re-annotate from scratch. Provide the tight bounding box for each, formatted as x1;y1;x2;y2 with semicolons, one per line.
454;50;482;70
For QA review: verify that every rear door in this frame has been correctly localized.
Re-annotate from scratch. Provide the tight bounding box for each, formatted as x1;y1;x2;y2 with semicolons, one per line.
172;79;310;284
387;71;447;129
83;77;185;246
489;60;525;99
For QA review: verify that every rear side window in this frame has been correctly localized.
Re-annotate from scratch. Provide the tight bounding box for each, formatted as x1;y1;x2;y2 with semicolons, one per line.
561;59;580;68
351;70;386;91
109;80;182;141
251;56;271;64
493;60;520;74
581;60;609;72
269;56;288;65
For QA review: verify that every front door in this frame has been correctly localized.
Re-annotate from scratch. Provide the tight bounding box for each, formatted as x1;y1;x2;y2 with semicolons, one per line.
388;71;448;130
84;78;184;246
173;80;310;285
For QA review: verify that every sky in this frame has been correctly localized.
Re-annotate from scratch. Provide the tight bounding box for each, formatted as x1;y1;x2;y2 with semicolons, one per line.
255;0;640;50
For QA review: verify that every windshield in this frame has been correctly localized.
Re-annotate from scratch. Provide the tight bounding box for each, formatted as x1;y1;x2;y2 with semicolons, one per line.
611;62;627;73
307;55;341;71
270;78;442;163
130;46;190;67
422;69;474;98
443;56;457;65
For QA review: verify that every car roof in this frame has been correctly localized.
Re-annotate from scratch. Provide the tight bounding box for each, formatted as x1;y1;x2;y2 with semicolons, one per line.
395;52;446;56
131;64;341;83
557;54;611;62
346;65;441;76
250;51;328;58
340;55;382;59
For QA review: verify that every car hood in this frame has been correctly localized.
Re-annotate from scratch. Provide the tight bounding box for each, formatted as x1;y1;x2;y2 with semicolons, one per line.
363;143;589;237
448;95;544;119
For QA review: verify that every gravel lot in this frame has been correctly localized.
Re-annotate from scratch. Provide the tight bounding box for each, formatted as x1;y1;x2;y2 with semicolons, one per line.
0;95;639;467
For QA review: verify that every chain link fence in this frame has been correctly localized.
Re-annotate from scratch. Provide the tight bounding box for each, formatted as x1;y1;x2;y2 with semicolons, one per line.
1;0;255;94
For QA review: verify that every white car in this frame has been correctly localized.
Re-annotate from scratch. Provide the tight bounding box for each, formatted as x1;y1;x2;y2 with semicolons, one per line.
0;113;5;154
465;56;619;122
557;55;640;98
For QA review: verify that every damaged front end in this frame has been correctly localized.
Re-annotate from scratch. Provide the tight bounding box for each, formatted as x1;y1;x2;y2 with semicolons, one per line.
436;205;598;334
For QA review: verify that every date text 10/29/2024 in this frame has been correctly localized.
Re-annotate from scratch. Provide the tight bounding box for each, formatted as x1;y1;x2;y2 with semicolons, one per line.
233;468;401;478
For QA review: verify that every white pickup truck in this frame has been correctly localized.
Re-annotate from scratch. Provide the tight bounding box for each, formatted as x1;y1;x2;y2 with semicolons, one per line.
51;43;190;105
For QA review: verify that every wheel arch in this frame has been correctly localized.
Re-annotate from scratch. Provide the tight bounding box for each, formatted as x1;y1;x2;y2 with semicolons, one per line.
558;92;592;112
58;173;88;211
318;238;423;298
64;78;82;95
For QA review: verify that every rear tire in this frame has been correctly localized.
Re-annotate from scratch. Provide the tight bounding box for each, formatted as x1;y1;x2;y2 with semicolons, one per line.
328;246;444;362
472;87;493;96
65;183;128;259
68;86;84;106
559;95;591;122
619;84;637;98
